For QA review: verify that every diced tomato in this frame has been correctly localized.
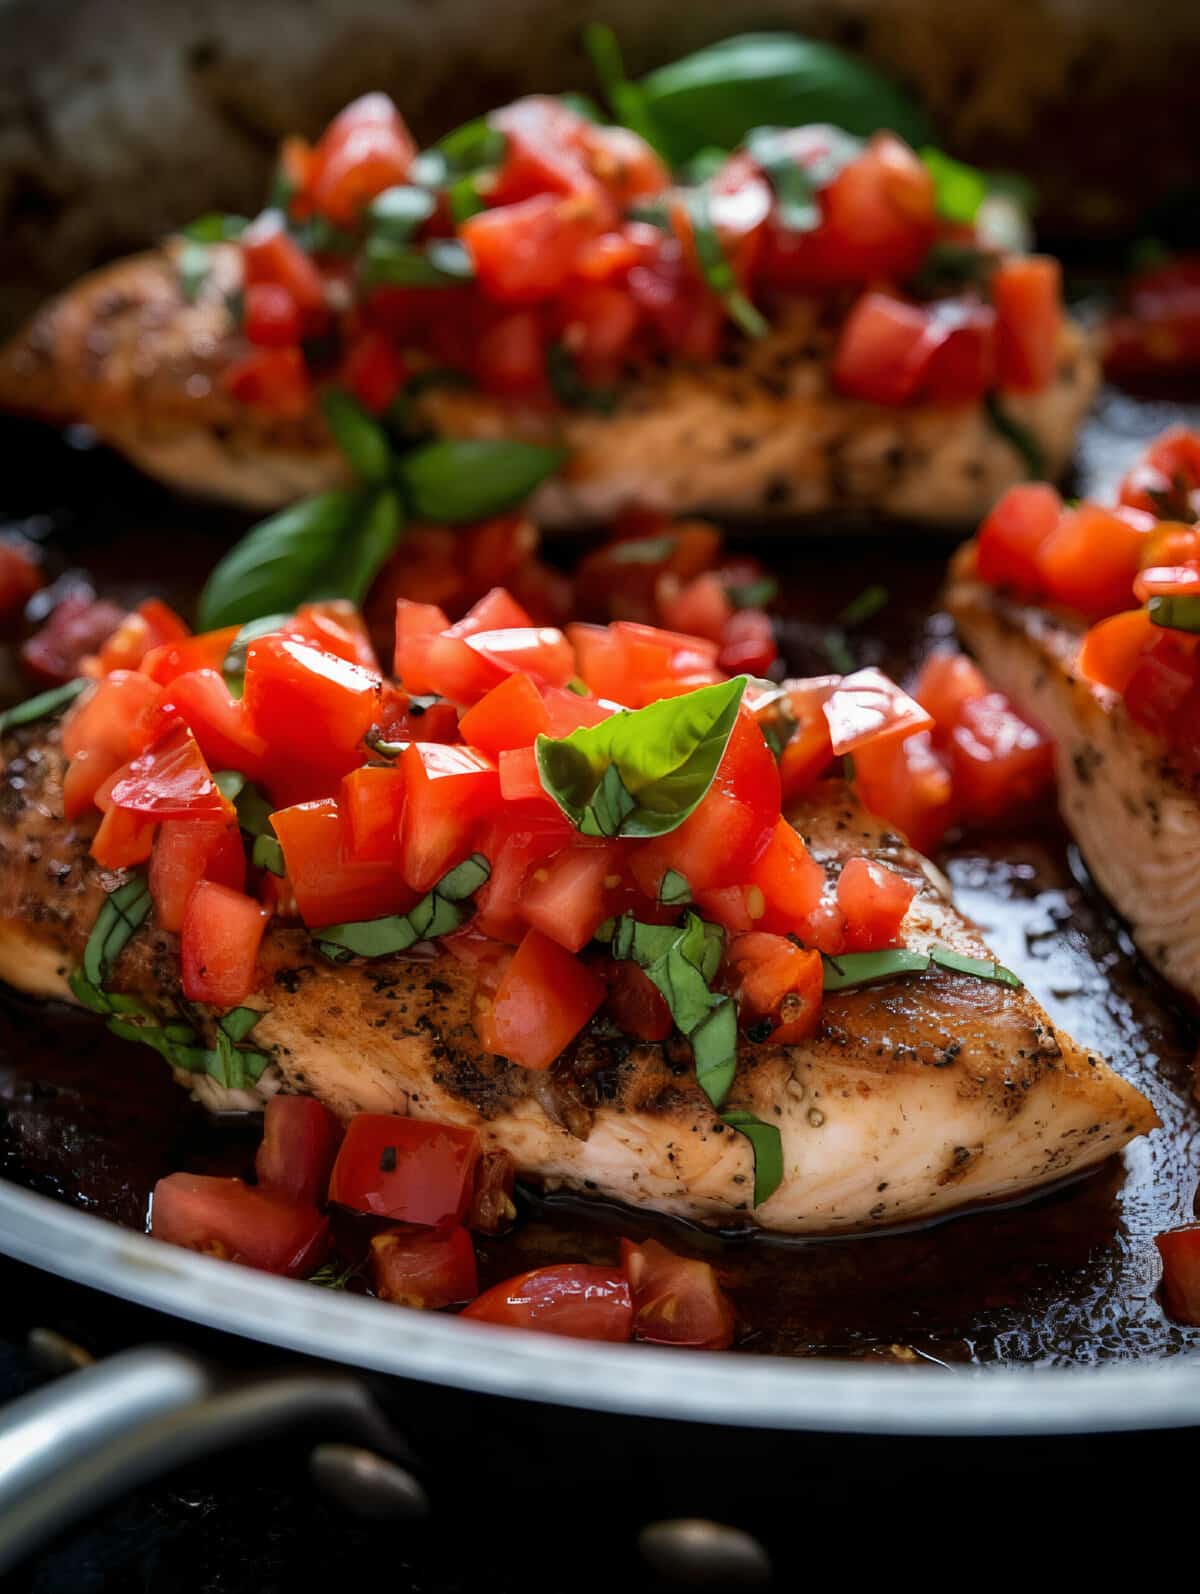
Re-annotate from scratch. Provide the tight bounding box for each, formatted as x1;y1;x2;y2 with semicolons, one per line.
540;683;613;735
150;819;245;932
90;804;157;871
93;600;191;678
61;670;162;818
913;651;989;734
180;880;268;1007
947;693;1054;826
271;797;418;926
833;292;994;406
393;599;452;692
836;857;916;951
1036;503;1153;618
1077;608;1158;694
472;805;575;942
521;841;622;952
974;483;1064;593
574;519;721;626
288;602;379;671
223;347;313;419
489;96;666;210
400;742;499;892
328;1113;481;1227
449;588;535;637
603;960;673;1043
556;280;639;373
146;670;268;785
717;608;778;676
693;885;756;936
727;931;822;1045
308;94;416;227
241;211;326;312
1134;566;1200;603
658;573;733;643
758;130;936;291
244;282;302;347
458;672;550;756
458;627;575;695
106;724;232;822
244;636;382;802
1117;428;1200;522
477;927;605;1069
461;193;608;305
823;667;933;756
338;330;407;415
774;677;837;802
631;712;779;896
461;1263;633;1341
474;311;548;395
497;745;549;806
853;730;956;854
993;256;1062;393
21;592;125;685
746;817;825;935
152;1174;328;1276
1156;1224;1200;1326
0;540;41;620
371;1225;478;1309
140;626;241;686
255;1095;342;1205
1123;632;1200;738
1104;262;1200;388
798;898;847;956
569;618;720;706
338;763;406;864
621;1237;735;1349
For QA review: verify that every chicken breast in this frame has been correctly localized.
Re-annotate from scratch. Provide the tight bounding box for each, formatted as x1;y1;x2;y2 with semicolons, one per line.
0;242;1099;525
947;548;1200;1005
0;726;1154;1234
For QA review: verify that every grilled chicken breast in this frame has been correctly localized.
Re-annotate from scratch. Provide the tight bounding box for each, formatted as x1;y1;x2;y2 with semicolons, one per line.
948;547;1200;1005
0;242;1099;525
0;727;1154;1234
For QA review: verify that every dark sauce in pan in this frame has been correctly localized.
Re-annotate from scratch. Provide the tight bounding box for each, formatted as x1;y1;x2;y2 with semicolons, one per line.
1;396;1200;1367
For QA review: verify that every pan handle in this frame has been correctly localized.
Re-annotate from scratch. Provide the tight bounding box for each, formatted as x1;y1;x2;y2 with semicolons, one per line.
0;1343;411;1573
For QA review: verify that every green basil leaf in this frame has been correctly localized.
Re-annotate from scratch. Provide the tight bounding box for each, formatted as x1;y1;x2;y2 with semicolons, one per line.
659;868;692;907
437;853;491;901
838;584;889;628
687;190;768;339
236;781;276;839
725;576;779;610
177;242;212;302
367;185;438;242
319;391;393;483
746;125;861;232
928;947;1022;988
535;676;746;838
636;32;933;167
1148;594;1200;635
921;147;989;224
108;1016;211;1073
691;998;738;1106
212;770;246;803
821;948;931;990
219;1006;264;1042
448;176;487;224
397;439;564;523
252;834;286;876
720;1108;784;1206
602;535;677;565
584;23;668;155
0;677;87;735
984;394;1045;481
546;343;618;413
435;117;507;174
360;236;475;288
317;854;490;958
290;216;359;256
181;213;249;243
222;614;290;695
83;876;152;989
310;486;404;607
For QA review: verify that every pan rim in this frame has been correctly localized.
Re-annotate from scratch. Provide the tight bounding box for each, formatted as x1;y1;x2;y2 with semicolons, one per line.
2;1178;1198;1436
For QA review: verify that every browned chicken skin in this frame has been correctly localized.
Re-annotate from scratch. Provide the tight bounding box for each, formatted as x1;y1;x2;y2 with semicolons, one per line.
0;243;1099;524
0;725;1156;1234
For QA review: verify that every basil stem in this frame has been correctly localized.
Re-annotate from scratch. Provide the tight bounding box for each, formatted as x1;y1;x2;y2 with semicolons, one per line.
397;439;564;523
82;877;153;989
838;585;889;628
821;949;931;990
316;854;490;958
0;677;87;736
720;1108;784;1206
1148;594;1200;635
687;189;768;339
319;391;393;484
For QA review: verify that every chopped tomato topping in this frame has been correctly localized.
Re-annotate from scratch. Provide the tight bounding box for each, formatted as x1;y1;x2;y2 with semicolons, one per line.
255;1095;342;1206
853;730;956;855
975;484;1064;593
0;540;41;620
913;651;989;730
461;1263;633;1341
823;667;933;756
22;592;125;685
836;857;916;951
308;94;417;228
476;927;605;1069
992;256;1062;393
61;671;161;819
727;931;822;1045
1117;427;1200;522
1037;503;1154;618
1077;608;1158;694
400;741;499;892
621;1237;735;1349
106;724;233;823
152;1173;328;1277
947;694;1054;826
461;193;608;305
746;817;825;935
146;670;268;786
328;1113;481;1227
338;764;407;864
602;959;674;1043
180;880;268;1007
521;841;623;952
833;292;994;407
244;636;382;803
150;819;246;932
1155;1224;1200;1326
457;672;551;756
271;797;418;927
90;805;157;871
371;1225;478;1309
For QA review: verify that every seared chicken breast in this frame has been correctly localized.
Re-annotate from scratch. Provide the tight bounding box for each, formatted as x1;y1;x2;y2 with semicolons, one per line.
0;728;1155;1234
948;547;1200;1005
0;243;1098;525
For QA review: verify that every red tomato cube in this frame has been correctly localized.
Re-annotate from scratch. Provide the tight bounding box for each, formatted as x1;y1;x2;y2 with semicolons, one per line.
476;928;605;1070
271;797;419;927
328;1113;481;1227
152;1173;328;1277
400;742;499;892
370;1225;478;1309
461;1263;632;1340
255;1095;342;1206
150;819;246;933
836;857;916;952
180;880;268;1007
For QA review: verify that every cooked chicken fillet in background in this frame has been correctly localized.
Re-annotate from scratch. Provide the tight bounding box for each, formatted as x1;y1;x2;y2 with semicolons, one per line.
948;546;1200;1007
0;730;1156;1235
0;243;1099;525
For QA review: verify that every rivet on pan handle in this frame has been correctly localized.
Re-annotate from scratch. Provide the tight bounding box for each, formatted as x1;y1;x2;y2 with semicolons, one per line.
0;1342;410;1574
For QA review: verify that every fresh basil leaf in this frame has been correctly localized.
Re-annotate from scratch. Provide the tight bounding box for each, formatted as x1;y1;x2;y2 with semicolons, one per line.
746;125;861;232
584;23;667;155
687;189;768;339
219;1006;263;1043
181;213;249;243
361;236;475;288
725;575;779;610
222;614;290;695
0;677;87;735
636;32;933;167
319;391;393;483
177;242;212;302
691;998;738;1105
397;439;564;523
448;176;487;224
290;216;359;256
557;92;604;123
317;854;491;958
1148;594;1200;634
108;1015;211;1073
921;148;988;224
659;868;692;907
821;948;931;990
928;946;1022;988
312;486;404;608
436;117;508;174
437;852;492;901
720;1109;784;1206
212;769;246;803
367;185;438;242
235;781;276;839
252;834;286;876
83;876;152;989
603;535;677;565
838;585;889;628
536;676;746;838
984;394;1045;481
546;343;618;413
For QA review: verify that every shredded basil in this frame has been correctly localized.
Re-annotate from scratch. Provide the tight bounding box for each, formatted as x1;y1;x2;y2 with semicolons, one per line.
658;868;692;907
838;585;889;628
686;189;768;339
319;391;393;484
823;945;1023;991
361;236;475;289
824;629;856;675
177;242;212;303
725;575;779;610
928;947;1021;988
536;676;746;838
720;1108;784;1206
316;853;490;959
82;876;153;988
921;148;988;224
1148;594;1200;635
222;614;290;695
367;185;438;243
252;834;286;875
984;394;1045;481
0;677;87;736
181;213;249;243
234;781;275;840
212;770;246;803
746;125;861;233
307;1258;362;1290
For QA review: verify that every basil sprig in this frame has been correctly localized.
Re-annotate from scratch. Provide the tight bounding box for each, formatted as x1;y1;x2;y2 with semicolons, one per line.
746;124;861;233
396;439;564;523
535;676;746;839
316;853;490;960
625;32;933;168
822;946;1021;991
607;913;737;1107
720;1108;784;1206
0;677;87;737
